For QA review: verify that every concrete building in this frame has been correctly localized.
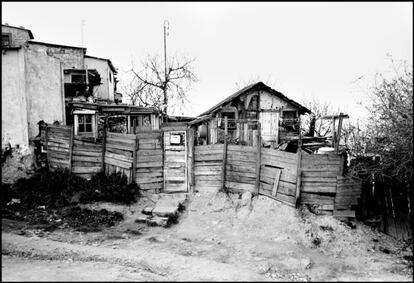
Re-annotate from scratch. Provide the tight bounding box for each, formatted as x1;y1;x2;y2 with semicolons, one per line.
2;24;65;149
85;55;117;102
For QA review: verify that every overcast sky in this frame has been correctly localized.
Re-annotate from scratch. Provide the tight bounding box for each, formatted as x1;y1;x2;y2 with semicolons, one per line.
2;2;413;122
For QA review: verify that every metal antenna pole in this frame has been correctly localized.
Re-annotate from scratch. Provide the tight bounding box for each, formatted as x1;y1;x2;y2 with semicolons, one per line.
163;20;169;120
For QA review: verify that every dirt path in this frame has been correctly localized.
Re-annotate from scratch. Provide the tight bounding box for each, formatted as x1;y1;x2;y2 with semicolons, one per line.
2;191;412;281
2;232;269;281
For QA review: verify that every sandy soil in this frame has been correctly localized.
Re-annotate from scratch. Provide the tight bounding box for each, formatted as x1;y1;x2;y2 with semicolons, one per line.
2;190;412;281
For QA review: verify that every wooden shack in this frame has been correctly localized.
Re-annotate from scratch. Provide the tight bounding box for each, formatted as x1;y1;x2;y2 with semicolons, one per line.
190;82;311;147
67;101;162;138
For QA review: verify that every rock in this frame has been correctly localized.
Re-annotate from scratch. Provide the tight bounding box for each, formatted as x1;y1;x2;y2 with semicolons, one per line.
241;192;252;206
142;206;154;215
135;214;150;223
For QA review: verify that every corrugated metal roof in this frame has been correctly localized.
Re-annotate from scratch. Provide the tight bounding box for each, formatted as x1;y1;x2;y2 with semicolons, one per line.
198;82;311;116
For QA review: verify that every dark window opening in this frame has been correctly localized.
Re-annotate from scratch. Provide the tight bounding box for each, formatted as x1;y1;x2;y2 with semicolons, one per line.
2;34;11;47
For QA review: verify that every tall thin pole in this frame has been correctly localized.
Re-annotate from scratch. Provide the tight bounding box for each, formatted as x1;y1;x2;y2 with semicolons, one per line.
163;20;169;121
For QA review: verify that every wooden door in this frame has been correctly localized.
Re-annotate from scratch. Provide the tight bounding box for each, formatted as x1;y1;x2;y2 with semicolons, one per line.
163;130;187;193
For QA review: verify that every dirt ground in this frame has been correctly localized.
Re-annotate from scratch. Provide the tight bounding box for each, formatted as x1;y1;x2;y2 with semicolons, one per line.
2;190;413;281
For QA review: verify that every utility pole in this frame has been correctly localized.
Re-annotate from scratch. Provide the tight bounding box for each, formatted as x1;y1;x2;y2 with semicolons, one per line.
163;20;170;122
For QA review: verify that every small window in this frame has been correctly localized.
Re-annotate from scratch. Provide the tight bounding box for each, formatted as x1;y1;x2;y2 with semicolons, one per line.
78;114;93;133
2;34;11;47
109;71;112;83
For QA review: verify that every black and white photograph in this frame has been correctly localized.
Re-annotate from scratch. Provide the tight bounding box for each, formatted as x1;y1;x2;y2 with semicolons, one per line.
1;1;413;281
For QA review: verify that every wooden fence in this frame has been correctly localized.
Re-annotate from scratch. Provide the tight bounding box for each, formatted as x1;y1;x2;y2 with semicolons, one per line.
136;131;163;191
45;125;163;191
193;142;361;217
46;125;73;171
45;124;362;219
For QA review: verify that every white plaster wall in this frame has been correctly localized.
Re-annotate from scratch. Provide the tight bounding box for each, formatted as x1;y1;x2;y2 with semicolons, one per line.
1;48;29;148
85;57;115;101
25;48;64;139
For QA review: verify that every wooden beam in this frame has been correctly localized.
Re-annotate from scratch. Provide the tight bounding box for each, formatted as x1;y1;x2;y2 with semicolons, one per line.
101;116;107;173
68;125;74;173
255;122;262;194
221;116;228;192
132;134;137;184
271;169;282;196
295;119;303;207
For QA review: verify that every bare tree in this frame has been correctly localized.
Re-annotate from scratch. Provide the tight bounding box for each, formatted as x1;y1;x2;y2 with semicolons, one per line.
128;54;197;115
301;97;341;137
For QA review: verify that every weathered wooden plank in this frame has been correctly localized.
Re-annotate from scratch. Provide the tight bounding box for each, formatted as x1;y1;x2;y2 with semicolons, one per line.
302;170;339;178
47;140;70;148
106;132;136;140
195;175;222;181
226;154;257;163
48;158;70;165
138;155;163;162
195;144;224;151
106;147;133;157
274;192;296;205
136;161;163;168
194;170;222;176
301;185;337;194
136;176;164;183
272;169;282;196
227;144;257;153
139;182;163;190
47;145;70;153
105;152;133;162
72;166;102;174
138;143;162;149
261;156;297;169
301;176;338;183
72;161;101;168
105;143;134;151
226;170;256;179
72;155;102;163
261;148;298;160
104;156;131;169
72;150;102;157
136;149;163;156
261;181;296;196
195;154;223;161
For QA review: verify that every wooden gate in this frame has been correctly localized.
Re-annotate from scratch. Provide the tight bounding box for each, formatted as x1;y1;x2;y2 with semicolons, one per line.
46;125;73;171
135;130;163;192
163;130;187;193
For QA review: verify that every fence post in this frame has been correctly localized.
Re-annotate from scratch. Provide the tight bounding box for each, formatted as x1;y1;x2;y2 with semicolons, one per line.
68;125;74;173
187;128;195;193
255;122;262;194
295;120;303;207
101;116;107;174
221;116;228;192
132;134;137;184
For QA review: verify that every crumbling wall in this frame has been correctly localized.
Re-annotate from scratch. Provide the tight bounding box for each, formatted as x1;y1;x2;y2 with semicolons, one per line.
1;25;31;47
28;42;84;69
1;145;35;184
